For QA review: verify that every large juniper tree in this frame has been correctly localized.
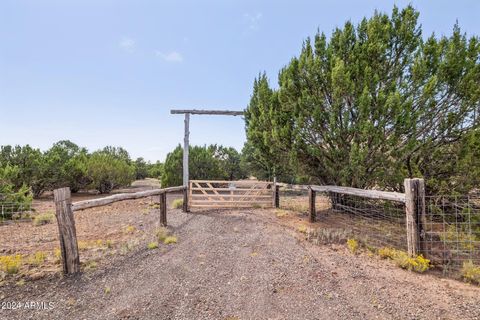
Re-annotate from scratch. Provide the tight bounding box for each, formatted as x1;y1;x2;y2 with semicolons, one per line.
245;6;480;193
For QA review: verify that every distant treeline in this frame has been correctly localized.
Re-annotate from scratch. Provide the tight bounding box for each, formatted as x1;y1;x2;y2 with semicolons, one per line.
0;141;163;200
0;141;254;202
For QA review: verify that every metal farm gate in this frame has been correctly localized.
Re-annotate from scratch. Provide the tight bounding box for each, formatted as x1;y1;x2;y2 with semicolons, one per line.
189;180;274;209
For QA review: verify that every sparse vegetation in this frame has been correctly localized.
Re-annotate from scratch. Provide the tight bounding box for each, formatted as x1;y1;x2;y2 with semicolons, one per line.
54;248;62;264
163;236;177;245
440;225;478;251
150;203;160;209
461;260;480;284
308;227;353;245
27;251;46;266
347;239;359;254
120;239;138;255
32;212;54;226
155;227;169;242
83;260;98;271
378;247;430;273
297;225;308;234
124;225;136;234
147;241;159;249
171;199;183;209
0;254;22;274
281;199;309;213
275;209;288;218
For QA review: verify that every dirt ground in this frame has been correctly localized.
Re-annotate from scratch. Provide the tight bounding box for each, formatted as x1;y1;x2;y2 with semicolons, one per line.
1;200;480;319
0;179;173;279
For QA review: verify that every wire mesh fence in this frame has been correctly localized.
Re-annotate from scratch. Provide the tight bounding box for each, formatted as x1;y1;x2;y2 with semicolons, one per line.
279;187;407;250
279;188;311;214
0;201;34;224
424;195;480;274
317;192;407;251
280;184;480;278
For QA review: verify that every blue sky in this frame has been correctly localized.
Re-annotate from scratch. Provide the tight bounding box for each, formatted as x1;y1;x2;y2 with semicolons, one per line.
1;0;479;162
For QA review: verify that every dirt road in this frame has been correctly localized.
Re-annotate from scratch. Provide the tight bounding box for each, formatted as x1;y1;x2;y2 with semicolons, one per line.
1;207;479;320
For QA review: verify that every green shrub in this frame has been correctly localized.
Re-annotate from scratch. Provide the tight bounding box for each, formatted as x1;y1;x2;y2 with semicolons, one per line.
87;151;135;194
161;144;246;187
147;161;164;179
0;165;33;219
33;213;55;226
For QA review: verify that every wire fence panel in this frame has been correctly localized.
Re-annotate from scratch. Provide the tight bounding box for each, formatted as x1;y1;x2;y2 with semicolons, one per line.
0;202;34;224
279;189;311;214
322;193;408;251
279;188;407;251
424;195;480;273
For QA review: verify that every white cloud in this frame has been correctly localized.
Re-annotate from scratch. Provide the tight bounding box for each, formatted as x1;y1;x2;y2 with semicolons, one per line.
119;37;135;52
244;12;262;30
155;50;183;63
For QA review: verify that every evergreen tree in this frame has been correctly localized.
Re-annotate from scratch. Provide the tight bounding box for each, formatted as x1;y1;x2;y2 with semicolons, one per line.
245;6;480;193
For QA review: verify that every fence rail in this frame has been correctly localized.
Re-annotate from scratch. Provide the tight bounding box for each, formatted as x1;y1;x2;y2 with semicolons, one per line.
53;185;187;274
72;186;185;211
310;185;406;203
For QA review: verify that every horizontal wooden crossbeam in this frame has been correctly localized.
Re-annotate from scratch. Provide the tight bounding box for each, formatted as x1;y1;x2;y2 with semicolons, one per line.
170;109;244;116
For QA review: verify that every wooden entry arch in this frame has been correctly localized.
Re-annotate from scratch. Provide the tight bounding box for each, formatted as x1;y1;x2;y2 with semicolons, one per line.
170;109;244;211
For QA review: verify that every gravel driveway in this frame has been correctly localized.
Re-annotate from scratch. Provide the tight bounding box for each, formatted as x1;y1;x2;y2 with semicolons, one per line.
1;207;480;320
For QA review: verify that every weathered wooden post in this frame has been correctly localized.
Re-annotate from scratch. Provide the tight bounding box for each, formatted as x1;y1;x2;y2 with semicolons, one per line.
404;178;426;256
53;187;80;274
309;187;316;223
183;113;190;213
182;186;189;212
159;192;167;226
272;177;280;208
274;185;280;208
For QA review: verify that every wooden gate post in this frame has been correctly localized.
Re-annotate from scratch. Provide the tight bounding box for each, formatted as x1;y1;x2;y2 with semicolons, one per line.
53;187;80;275
404;178;426;256
159;192;167;226
182;186;189;212
309;187;316;223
